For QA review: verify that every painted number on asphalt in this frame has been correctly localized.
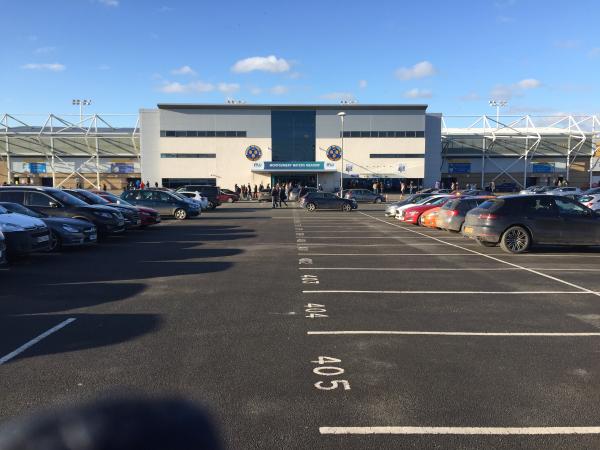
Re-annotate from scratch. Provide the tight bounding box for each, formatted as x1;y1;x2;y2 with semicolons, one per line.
301;274;319;284
311;356;351;391
305;303;328;318
299;258;313;265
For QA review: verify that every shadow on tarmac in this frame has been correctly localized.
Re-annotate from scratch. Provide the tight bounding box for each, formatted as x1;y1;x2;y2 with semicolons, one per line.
0;221;250;364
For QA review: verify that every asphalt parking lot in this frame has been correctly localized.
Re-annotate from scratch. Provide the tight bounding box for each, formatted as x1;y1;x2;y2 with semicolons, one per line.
2;202;600;449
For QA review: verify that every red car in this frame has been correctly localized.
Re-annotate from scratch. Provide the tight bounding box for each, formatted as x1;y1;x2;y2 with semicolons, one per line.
400;196;455;225
218;189;240;203
90;190;161;227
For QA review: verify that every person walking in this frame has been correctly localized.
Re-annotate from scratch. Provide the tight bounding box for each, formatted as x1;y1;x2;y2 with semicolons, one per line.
279;184;288;207
400;181;405;196
409;181;414;194
102;183;107;191
155;181;159;188
253;184;258;200
372;181;378;194
490;180;495;193
259;182;264;191
271;184;279;208
140;181;145;190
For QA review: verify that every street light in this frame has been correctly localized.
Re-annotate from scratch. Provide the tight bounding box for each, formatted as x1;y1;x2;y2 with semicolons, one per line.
489;100;507;128
72;99;92;122
337;111;346;196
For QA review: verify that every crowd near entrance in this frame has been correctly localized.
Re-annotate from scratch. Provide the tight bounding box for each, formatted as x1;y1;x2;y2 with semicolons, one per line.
271;174;317;189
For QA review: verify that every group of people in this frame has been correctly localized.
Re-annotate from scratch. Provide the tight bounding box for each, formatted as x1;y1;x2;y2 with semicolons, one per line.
234;183;265;200
126;180;159;190
270;183;289;208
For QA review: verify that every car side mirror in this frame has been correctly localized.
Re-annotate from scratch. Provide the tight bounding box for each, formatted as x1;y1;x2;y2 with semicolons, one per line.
49;201;60;208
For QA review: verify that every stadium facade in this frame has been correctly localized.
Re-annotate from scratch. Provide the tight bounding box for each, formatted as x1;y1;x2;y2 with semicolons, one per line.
1;106;599;191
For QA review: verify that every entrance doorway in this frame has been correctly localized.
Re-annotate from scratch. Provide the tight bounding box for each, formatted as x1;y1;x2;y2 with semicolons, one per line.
271;174;318;188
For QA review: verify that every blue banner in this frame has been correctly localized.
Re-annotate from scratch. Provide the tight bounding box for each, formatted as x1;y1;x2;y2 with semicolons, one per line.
111;163;135;174
264;161;325;171
29;163;46;174
532;163;554;173
448;163;471;174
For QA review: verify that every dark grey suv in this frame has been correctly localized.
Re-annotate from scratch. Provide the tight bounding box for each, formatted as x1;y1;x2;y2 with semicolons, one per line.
121;189;200;220
463;195;600;253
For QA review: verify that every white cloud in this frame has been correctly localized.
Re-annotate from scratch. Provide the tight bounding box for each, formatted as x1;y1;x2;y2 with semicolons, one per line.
250;87;262;95
98;0;119;6
21;63;65;72
232;55;290;73
491;78;542;100
588;48;600;59
358;80;367;89
496;15;515;23
34;46;56;54
403;88;432;99
395;61;436;80
270;85;288;95
321;92;356;102
217;83;240;94
171;65;196;76
515;78;541;89
459;92;481;101
159;80;214;94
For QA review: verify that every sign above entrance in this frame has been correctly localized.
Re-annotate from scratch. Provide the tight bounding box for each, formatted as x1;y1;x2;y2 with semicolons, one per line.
251;161;337;172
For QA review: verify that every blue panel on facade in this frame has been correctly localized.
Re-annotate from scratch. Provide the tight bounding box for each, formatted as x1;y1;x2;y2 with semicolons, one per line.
29;163;47;174
448;163;471;174
532;163;554;173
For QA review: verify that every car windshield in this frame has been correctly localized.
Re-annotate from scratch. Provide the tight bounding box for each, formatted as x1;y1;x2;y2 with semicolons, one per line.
1;202;45;218
0;205;7;214
50;190;89;207
76;190;111;204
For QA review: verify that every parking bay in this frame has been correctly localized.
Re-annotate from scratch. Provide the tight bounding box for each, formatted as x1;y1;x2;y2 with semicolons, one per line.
296;207;600;448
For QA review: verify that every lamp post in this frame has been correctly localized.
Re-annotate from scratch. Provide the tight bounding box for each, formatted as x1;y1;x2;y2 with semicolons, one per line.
489;100;507;128
72;99;92;122
337;111;346;196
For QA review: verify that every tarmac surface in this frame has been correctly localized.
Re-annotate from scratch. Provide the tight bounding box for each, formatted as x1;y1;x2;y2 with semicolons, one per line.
2;202;600;449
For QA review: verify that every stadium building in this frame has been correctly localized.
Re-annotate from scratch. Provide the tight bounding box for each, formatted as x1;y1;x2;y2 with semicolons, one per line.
1;107;598;191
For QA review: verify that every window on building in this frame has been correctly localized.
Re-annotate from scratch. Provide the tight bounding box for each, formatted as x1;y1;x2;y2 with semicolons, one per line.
160;130;247;137
271;110;316;161
370;154;425;158
160;153;216;158
339;130;424;138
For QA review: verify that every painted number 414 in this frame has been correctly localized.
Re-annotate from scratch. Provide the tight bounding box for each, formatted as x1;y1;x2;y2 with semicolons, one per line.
305;303;328;318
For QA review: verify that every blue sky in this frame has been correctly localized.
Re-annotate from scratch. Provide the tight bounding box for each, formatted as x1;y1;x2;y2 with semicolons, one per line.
1;0;599;121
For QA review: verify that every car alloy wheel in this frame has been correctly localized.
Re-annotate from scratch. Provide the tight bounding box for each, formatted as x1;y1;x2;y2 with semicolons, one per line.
500;226;530;253
375;198;382;204
208;201;215;210
417;214;424;226
48;231;60;252
342;203;352;212
307;203;316;212
174;208;188;220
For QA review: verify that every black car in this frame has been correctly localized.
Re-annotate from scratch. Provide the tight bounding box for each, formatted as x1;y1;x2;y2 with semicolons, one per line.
0;202;97;251
176;185;221;209
121;189;200;220
299;192;358;212
64;189;141;230
0;204;51;257
0;186;125;237
463;194;600;253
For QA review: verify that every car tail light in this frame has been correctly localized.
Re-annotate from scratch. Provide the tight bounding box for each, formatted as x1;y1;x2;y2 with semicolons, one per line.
478;213;497;220
448;210;459;216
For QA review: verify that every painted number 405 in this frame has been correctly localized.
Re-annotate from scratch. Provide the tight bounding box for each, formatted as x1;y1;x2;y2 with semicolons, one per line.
311;356;351;391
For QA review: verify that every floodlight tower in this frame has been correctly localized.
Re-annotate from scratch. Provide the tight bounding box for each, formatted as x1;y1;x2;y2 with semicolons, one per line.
489;100;508;128
72;99;92;122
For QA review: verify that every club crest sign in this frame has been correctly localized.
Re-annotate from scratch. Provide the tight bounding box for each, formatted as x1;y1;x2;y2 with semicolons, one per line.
326;145;342;161
245;145;262;161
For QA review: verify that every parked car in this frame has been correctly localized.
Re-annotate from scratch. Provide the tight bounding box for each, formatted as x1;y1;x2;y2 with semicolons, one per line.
177;191;210;210
176;185;221;209
494;182;518;192
121;189;200;220
395;195;450;220
455;189;489;197
344;189;385;203
547;186;582;196
384;193;435;217
289;187;318;201
578;194;600;211
464;194;600;253
0;202;97;251
519;185;555;195
0;204;51;257
91;191;161;227
399;196;455;225
583;187;600;195
0;231;6;265
218;189;239;203
0;186;124;237
257;189;273;202
436;196;494;231
64;189;142;230
420;206;443;228
299;192;357;212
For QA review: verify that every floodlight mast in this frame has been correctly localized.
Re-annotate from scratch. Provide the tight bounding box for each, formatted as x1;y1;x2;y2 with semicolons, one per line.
489;100;508;128
72;99;92;122
337;111;346;196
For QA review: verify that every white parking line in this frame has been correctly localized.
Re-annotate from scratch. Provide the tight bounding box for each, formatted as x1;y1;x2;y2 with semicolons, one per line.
0;318;76;365
303;290;595;295
360;212;600;298
319;426;600;435
304;253;478;256
308;330;600;336
300;267;519;271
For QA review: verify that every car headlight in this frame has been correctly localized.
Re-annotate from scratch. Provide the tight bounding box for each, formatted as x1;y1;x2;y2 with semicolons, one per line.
93;211;113;219
0;223;25;232
62;224;80;233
